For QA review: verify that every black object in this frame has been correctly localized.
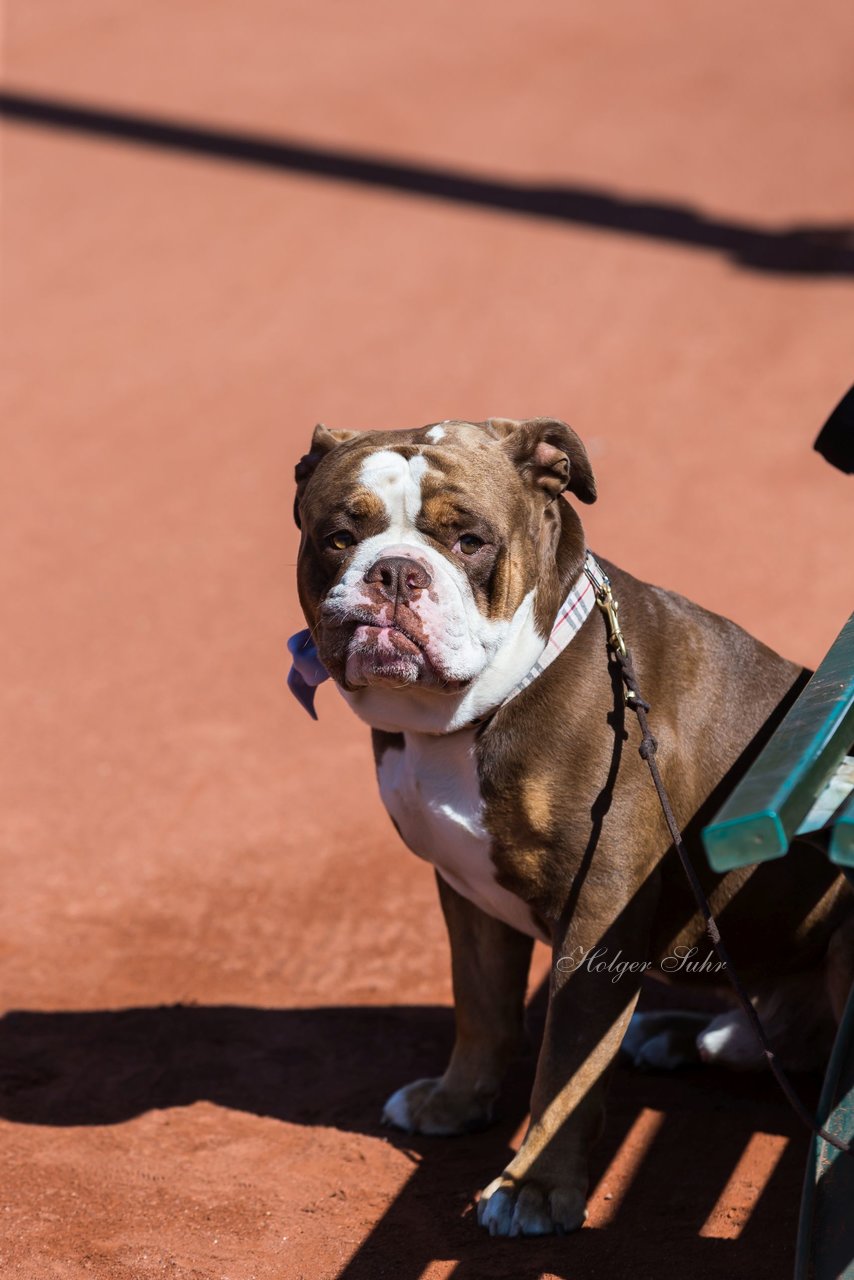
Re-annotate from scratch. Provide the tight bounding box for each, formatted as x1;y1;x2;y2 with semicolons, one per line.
815;385;854;473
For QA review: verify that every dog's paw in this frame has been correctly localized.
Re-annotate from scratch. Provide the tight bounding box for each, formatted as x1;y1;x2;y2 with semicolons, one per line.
477;1174;587;1237
621;1010;709;1070
381;1077;494;1135
696;1010;764;1069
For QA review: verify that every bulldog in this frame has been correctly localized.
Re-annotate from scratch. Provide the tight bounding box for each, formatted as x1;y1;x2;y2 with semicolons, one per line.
291;417;853;1237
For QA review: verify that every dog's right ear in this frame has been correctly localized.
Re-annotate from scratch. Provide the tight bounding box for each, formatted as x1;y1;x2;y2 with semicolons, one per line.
294;424;360;528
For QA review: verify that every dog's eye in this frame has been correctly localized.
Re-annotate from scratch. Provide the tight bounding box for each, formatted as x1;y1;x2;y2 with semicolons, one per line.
456;534;484;556
326;530;356;551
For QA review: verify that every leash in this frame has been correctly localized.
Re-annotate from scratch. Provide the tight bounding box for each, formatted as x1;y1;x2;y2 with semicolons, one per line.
590;569;853;1157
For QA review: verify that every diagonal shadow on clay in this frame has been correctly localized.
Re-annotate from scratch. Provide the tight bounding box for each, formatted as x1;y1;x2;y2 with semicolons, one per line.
1;89;853;278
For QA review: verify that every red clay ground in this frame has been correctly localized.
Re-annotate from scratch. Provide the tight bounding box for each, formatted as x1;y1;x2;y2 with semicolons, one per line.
2;3;853;1277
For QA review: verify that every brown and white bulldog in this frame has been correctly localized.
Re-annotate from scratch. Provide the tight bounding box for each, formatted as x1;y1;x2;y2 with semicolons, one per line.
292;417;853;1237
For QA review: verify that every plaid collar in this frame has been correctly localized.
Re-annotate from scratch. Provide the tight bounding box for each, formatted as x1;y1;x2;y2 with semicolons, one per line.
287;550;608;724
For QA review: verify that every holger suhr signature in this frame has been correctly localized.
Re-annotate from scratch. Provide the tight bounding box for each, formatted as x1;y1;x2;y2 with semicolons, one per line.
556;945;726;983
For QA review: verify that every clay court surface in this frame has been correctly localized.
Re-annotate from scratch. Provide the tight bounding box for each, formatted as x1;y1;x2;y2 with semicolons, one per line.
2;3;853;1277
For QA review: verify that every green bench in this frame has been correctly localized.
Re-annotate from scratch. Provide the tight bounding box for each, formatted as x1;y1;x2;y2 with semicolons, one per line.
701;611;854;1280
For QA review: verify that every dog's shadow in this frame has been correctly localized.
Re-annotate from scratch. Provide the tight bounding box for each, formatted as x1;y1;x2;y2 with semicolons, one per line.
0;1001;458;1130
0;990;813;1279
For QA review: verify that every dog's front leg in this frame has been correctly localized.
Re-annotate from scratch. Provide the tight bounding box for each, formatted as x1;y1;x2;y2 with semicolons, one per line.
382;872;534;1135
478;871;656;1236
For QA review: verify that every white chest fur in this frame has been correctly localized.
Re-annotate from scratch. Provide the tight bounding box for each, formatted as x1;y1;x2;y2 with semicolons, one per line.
376;729;547;942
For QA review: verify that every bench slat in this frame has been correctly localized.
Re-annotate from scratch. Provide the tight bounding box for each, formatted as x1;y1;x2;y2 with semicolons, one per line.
702;612;854;872
830;787;854;867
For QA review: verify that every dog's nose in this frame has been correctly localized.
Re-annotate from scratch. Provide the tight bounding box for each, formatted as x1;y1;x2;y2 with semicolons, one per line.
364;556;432;602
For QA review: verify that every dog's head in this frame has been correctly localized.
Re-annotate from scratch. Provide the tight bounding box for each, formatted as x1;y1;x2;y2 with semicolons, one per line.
294;418;596;733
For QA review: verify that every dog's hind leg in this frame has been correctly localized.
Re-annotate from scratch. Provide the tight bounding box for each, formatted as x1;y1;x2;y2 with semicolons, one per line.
696;967;839;1072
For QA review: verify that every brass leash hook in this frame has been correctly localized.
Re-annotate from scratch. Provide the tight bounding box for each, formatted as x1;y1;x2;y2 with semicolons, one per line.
593;580;628;660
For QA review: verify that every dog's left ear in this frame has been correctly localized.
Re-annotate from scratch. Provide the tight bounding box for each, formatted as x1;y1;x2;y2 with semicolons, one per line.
490;417;597;504
294;423;360;527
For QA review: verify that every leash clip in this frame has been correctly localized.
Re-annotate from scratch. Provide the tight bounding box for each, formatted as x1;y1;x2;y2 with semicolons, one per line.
593;580;628;660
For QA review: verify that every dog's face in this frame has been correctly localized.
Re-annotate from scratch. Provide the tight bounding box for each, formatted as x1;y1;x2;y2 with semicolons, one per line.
294;418;596;732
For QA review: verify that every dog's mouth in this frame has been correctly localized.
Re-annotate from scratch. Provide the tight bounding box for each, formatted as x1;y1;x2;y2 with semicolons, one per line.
336;610;465;692
345;621;429;687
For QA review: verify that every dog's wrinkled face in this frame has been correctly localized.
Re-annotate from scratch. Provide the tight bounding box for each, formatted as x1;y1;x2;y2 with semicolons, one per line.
295;418;595;733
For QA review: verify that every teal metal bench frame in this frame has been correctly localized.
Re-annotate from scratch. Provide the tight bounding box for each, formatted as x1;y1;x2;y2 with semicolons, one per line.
702;612;854;873
701;610;854;1280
